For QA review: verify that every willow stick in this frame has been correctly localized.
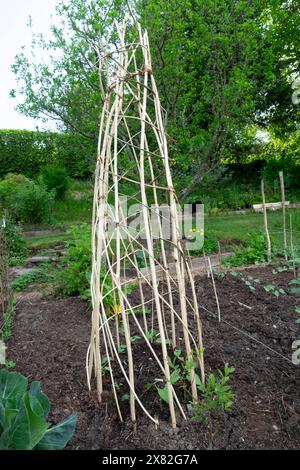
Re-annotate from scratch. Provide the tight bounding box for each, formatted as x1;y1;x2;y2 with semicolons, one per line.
261;179;272;262
279;171;288;260
208;257;221;323
290;213;296;278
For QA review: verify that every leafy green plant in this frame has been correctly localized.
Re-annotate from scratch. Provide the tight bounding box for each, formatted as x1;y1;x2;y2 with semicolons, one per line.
2;216;28;266
56;224;92;299
264;284;286;297
192;364;235;449
5;360;16;370
229;271;261;293
0;130;94;179
0;300;16;344
12;265;53;292
224;232;268;267
41;164;70;200
0;369;77;450
156;349;202;404
289;278;300;295
0;174;55;224
57;224;136;317
272;265;289;274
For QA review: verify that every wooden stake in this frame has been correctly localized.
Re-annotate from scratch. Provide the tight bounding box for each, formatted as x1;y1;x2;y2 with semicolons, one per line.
290;213;296;278
279;171;287;260
261;179;272;262
208;258;221;323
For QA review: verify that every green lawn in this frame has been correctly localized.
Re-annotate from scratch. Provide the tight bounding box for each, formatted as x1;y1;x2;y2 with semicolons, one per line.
206;208;300;252
52;179;93;225
23;178;300;258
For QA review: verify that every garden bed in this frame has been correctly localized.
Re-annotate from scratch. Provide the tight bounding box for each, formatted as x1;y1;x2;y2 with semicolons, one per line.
7;265;300;450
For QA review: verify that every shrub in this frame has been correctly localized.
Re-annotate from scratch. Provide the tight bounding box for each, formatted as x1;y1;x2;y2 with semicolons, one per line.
0;174;54;224
0;174;30;209
0;369;77;450
41;164;70;199
2;216;28;266
224;232;268;267
56;225;129;316
57;224;92;299
0;129;95;179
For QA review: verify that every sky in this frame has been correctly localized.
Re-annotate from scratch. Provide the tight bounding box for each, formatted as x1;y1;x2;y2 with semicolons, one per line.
0;0;58;130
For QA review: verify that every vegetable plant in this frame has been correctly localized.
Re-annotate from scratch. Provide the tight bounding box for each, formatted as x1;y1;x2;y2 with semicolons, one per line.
192;364;235;449
0;369;77;450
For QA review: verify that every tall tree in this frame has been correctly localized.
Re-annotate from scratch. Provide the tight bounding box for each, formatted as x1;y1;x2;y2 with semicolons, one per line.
138;0;273;198
10;0;126;140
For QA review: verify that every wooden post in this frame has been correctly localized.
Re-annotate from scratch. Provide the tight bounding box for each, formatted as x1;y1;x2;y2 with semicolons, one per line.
208;257;221;323
279;171;287;260
261;179;272;262
290;213;296;277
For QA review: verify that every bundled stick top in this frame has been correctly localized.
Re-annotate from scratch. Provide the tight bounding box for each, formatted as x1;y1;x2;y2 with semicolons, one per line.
88;20;205;428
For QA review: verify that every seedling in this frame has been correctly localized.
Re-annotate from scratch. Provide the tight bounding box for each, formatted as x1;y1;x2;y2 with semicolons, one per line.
156;349;202;404
264;284;285;297
289;279;300;295
229;271;261;293
192;364;235;449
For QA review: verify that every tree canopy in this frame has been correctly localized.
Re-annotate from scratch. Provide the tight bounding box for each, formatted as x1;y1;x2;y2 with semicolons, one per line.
10;0;300;199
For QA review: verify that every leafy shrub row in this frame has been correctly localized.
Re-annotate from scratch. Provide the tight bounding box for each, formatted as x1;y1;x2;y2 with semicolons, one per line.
0;174;54;224
0;129;95;179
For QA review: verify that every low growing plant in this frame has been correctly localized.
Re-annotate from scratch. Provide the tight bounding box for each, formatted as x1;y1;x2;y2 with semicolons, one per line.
224;232;269;267
264;283;286;297
12;264;54;292
192;364;235;449
0;369;77;450
57;224;135;316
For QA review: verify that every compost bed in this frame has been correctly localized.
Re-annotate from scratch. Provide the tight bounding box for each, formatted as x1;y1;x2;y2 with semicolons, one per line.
8;265;300;450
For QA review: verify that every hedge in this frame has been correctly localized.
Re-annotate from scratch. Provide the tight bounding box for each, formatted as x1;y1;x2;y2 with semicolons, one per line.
0;129;96;179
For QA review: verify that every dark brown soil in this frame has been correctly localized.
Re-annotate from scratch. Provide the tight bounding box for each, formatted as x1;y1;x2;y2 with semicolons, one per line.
7;265;300;450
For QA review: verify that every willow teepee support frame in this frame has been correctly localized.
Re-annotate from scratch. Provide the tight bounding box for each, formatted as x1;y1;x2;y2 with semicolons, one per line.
87;20;205;428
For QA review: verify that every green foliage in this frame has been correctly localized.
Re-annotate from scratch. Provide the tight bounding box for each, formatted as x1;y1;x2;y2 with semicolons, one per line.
10;0;127;140
264;284;286;297
0;130;94;180
2;216;28;266
193;365;235;422
224;232;268;267
0;300;16;344
192;364;235;448
0;174;55;224
12;265;54;292
57;224;136;316
230;272;261;293
41;165;70;200
11;0;297;199
5;360;16;370
139;0;273;198
156;349;202;404
57;224;92;299
0;369;77;450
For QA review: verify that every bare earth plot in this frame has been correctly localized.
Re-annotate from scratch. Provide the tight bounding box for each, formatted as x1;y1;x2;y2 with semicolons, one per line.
8;265;300;450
